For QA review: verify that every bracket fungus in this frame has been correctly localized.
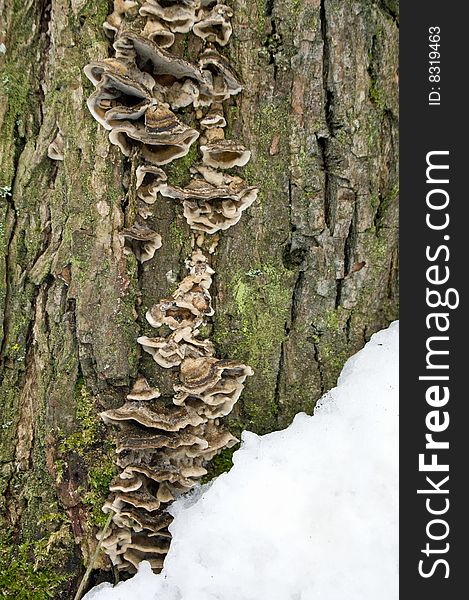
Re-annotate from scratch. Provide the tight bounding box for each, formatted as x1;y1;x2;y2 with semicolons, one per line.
136;164;168;205
200;102;226;129
193;4;233;46
138;326;215;368
159;175;258;233
108;104;200;165
141;18;176;48
145;251;215;330
126;376;162;402
116;33;204;84
121;222;163;263
200;140;252;169
174;357;254;418
199;48;243;101
139;0;198;34
104;1;139;38
84;0;257;575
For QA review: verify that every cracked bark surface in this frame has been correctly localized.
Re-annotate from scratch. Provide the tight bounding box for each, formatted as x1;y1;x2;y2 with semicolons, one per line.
0;0;398;595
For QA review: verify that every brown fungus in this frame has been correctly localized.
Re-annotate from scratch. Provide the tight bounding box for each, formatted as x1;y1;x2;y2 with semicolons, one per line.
200;102;226;129
138;326;215;368
136;164;167;205
139;0;198;34
84;61;153;130
141;18;176;48
198;47;242;102
193;4;233;46
165;79;200;110
121;221;163;262
104;0;139;37
159;175;258;233
90;0;255;576
200;139;251;169
109;474;143;493
99;528;132;567
108;104;200;165
145;253;214;330
174;357;254;417
100;401;206;431
127;376;161;401
116;430;208;455
117;33;204;83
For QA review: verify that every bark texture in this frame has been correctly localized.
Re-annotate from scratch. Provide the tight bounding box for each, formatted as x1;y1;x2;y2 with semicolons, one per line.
0;0;398;596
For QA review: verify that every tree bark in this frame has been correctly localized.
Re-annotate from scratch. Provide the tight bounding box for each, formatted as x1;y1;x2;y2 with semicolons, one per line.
0;0;398;596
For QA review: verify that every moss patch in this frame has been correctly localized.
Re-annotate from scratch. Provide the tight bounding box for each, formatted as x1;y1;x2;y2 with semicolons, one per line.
58;379;117;527
0;535;67;599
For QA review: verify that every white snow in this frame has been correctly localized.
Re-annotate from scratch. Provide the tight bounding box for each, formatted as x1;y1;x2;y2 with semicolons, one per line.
84;321;398;600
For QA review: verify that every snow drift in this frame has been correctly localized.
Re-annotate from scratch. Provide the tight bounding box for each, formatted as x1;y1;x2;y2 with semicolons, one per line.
84;321;399;600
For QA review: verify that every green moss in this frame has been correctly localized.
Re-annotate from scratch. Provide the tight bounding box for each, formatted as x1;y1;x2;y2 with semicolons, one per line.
324;309;340;332
231;262;291;373
224;105;239;139
82;0;111;29
169;218;188;249
252;0;267;35
290;0;302;18
201;445;239;482
367;26;390;113
0;536;67;599
368;81;387;112
83;456;117;527
215;261;293;431
165;141;199;187
243;99;290;207
58;379;117;527
320;343;349;376
59;379;99;455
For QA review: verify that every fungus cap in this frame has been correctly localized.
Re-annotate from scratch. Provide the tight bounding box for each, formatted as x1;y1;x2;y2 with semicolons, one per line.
193;4;233;46
139;0;198;33
200;140;251;169
121;222;163;262
141;18;175;48
127;376;161;401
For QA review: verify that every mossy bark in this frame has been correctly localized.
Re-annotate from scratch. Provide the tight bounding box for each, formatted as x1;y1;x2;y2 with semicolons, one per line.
0;0;398;596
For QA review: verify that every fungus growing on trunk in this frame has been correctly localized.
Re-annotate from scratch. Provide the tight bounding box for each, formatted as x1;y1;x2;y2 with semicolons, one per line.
85;0;257;575
108;107;199;165
193;4;233;46
138;326;215;368
117;33;204;83
127;376;161;401
139;0;198;34
159;175;258;233
200;102;226;129
199;47;243;101
141;18;176;48
201;140;251;169
174;357;254;418
136;164;167;205
104;0;139;38
100;401;205;431
121;222;163;262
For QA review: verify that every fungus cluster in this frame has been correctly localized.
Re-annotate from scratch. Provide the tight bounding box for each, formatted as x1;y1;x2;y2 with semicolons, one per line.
84;0;257;574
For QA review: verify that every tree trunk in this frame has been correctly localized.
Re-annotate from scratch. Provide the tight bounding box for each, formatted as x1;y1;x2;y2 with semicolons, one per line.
0;0;398;596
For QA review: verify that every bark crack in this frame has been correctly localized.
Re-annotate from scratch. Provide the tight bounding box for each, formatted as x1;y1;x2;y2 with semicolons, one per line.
37;0;53;120
312;337;325;396
319;0;334;233
335;199;358;308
